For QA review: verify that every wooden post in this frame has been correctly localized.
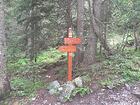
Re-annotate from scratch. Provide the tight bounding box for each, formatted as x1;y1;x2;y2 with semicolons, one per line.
58;28;81;81
68;28;72;81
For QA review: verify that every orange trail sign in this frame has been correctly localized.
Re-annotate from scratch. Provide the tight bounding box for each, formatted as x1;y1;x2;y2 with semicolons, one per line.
58;45;76;53
64;38;81;45
58;28;81;81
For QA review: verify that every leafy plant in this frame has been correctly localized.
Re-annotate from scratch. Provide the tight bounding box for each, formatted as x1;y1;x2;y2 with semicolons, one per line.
100;77;113;87
36;48;66;64
8;48;66;98
72;87;92;97
98;50;140;87
11;77;46;97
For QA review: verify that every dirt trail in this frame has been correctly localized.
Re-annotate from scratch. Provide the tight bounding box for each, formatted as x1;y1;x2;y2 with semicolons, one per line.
30;82;140;105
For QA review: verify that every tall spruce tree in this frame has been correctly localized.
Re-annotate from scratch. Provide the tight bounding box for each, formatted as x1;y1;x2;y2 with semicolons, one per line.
0;0;10;99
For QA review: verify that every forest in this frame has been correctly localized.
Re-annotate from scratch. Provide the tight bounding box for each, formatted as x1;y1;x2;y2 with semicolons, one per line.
0;0;140;105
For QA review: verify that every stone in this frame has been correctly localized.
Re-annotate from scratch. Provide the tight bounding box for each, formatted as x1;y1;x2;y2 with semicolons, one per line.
49;89;59;95
47;81;61;95
55;102;61;105
31;97;36;101
43;100;48;104
125;84;131;91
130;85;140;99
47;81;60;90
58;81;75;102
107;85;115;90
73;77;83;87
131;88;140;99
58;87;63;91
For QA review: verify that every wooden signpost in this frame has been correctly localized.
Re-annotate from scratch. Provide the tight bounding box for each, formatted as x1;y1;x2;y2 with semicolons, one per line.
58;28;81;81
58;46;76;53
64;38;81;45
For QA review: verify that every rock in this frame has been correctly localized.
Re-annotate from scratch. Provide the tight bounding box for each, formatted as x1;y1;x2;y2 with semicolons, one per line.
49;89;59;95
101;89;105;92
125;84;131;91
130;84;140;99
31;97;36;101
58;81;75;102
47;81;61;95
55;102;61;105
131;87;140;99
47;81;60;90
73;77;83;87
58;87;63;91
43;100;48;104
107;85;114;90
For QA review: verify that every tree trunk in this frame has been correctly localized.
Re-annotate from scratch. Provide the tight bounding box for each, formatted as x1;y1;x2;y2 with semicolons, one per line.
26;34;34;62
83;25;97;65
92;0;112;56
26;4;37;62
133;27;139;51
83;0;97;65
74;0;85;68
66;0;72;34
0;0;10;99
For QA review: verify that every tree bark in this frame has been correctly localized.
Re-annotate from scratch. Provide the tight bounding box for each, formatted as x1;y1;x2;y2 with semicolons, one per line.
74;0;85;68
83;0;97;65
0;0;10;99
26;34;34;62
92;0;112;56
26;3;38;62
83;25;97;65
66;0;72;33
133;27;139;51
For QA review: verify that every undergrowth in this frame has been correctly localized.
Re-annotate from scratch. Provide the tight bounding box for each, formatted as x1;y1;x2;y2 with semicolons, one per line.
7;48;65;73
98;49;140;88
7;47;140;97
11;77;45;97
72;87;92;97
8;48;66;97
64;87;93;102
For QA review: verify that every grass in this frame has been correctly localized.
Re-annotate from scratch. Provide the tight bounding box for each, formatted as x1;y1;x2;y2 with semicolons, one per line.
98;49;140;88
72;87;92;97
7;48;66;73
11;77;46;97
7;46;140;98
36;48;66;64
8;48;66;97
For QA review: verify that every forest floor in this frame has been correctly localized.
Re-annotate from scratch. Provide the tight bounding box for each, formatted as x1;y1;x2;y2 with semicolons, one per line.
30;82;140;105
7;60;140;105
29;60;140;105
1;48;140;105
2;80;140;105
